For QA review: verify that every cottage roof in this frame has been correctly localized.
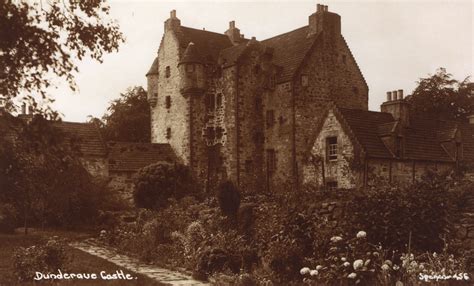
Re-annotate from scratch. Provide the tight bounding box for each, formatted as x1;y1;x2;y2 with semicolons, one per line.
108;142;177;172
53;121;107;157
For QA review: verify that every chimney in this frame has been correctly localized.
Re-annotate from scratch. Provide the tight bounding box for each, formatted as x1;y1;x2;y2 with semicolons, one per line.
308;3;341;37
467;114;474;125
225;20;242;45
381;89;410;127
164;9;181;32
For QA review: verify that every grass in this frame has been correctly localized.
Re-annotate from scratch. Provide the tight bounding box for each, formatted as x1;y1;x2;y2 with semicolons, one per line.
0;232;166;286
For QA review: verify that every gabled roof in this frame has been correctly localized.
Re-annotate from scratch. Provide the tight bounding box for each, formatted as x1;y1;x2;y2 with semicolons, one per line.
52;121;107;157
176;26;235;64
261;26;316;83
338;108;394;158
108;142;177;172
219;42;249;67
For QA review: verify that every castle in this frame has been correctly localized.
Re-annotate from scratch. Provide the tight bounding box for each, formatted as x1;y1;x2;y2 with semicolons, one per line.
146;4;369;191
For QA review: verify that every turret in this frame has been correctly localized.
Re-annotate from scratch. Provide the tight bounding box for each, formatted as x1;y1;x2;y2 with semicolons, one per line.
179;42;206;95
146;57;159;107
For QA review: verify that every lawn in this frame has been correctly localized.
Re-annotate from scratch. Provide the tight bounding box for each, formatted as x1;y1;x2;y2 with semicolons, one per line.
0;231;165;286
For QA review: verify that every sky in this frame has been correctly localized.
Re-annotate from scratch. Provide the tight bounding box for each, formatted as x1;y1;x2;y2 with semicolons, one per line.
49;0;473;122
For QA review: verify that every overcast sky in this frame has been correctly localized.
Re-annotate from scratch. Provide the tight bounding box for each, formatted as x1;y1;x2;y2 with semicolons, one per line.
50;0;473;122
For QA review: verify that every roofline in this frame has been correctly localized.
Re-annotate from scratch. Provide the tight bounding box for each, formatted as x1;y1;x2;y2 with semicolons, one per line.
261;25;308;43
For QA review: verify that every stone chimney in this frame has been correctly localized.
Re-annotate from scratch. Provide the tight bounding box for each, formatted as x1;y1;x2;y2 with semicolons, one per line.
164;10;181;32
225;21;242;45
381;89;410;127
308;4;341;37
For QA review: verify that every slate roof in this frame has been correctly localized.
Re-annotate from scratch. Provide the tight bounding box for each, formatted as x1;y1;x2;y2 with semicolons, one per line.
176;26;234;64
219;42;249;67
108;142;177;172
53;121;107;157
338;108;394;158
261;26;316;83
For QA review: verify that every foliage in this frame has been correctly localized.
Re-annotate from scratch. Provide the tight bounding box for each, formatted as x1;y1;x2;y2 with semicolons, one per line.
97;86;151;142
133;163;198;210
406;68;472;122
349;173;470;253
217;180;241;218
13;237;68;282
0;0;124;114
0;203;18;234
0;115;111;229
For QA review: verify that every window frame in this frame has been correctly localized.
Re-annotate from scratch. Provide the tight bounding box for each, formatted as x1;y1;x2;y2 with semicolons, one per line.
326;136;338;161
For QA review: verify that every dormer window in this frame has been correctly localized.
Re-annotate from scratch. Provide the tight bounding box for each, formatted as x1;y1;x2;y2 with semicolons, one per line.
186;64;195;73
301;75;308;87
165;66;171;78
327;136;338;161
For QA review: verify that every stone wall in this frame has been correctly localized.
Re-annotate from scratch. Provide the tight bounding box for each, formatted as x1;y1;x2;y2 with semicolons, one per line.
80;157;108;178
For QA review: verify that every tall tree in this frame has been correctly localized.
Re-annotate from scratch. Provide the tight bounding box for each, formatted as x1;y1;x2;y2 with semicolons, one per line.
0;0;124;113
100;86;151;142
407;68;472;122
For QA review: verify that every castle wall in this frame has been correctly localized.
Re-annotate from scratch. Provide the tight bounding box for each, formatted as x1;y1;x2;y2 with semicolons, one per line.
151;31;190;165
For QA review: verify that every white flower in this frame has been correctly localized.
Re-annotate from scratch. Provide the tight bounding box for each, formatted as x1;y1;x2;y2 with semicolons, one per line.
341;257;347;262
381;264;390;271
384;260;393;267
353;259;364;270
433;252;437;258
315;265;323;270
372;251;379;257
348;272;357;279
356;231;367;239
330;236;343;243
310;270;318;276
393;265;400;271
364;259;371;266
300;267;310;275
343;262;350;267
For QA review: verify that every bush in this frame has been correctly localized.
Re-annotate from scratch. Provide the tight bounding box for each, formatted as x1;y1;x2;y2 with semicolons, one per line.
0;203;18;233
13;237;68;282
217;180;241;218
133;163;197;210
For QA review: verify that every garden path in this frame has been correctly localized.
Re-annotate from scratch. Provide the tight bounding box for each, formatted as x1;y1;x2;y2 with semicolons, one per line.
70;239;209;286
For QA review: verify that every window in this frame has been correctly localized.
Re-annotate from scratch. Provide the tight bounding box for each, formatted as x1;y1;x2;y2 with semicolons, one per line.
165;66;171;78
165;96;171;109
153;92;158;98
186;64;195;73
327;137;338;161
267;149;276;174
266;110;275;128
166;128;171;139
326;181;338;190
205;127;215;141
245;160;253;173
206;94;215;112
216;93;223;108
301;75;309;87
215;127;224;140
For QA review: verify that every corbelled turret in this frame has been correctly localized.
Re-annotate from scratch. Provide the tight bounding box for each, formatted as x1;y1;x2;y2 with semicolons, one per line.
178;42;206;95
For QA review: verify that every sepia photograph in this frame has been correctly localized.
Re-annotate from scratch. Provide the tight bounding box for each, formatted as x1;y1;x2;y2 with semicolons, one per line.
0;0;473;285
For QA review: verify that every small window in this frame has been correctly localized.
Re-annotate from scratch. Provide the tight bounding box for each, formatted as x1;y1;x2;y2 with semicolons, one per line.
216;93;223;108
166;128;171;139
342;55;347;65
216;127;224;139
165;96;171;109
153;92;158;98
206;127;215;141
165;66;171;78
186;64;195;73
267;149;276;174
301;75;309;87
326;181;338;190
327;137;338;161
245;160;253;173
353;87;359;95
206;94;215;112
266;110;275;128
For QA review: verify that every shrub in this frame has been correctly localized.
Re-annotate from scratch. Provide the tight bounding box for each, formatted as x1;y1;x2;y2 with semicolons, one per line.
217;180;241;218
13;237;68;282
0;203;18;233
133;163;197;210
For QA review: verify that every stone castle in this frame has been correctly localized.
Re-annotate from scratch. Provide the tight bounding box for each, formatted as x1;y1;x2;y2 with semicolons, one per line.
146;4;369;191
